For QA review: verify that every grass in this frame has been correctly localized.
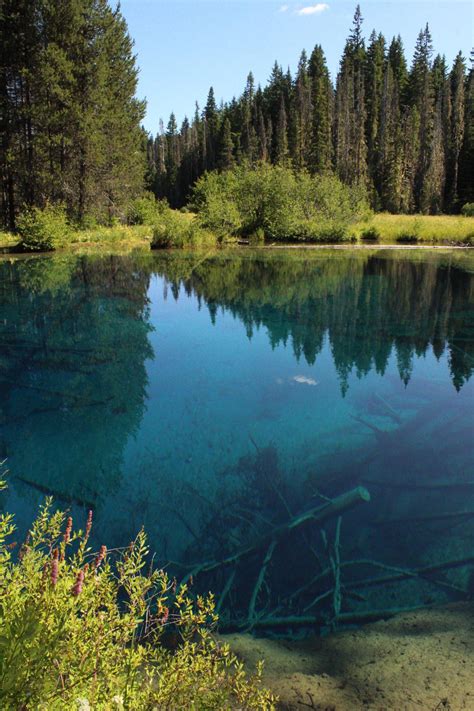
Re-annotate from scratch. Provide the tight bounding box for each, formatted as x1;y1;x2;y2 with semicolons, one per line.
68;224;152;250
353;213;474;245
1;224;152;254
3;213;474;255
0;231;20;250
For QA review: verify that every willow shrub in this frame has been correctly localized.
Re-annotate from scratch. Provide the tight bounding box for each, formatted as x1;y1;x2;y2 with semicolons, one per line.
0;485;274;710
127;193;167;226
151;206;218;249
17;204;70;251
192;163;371;242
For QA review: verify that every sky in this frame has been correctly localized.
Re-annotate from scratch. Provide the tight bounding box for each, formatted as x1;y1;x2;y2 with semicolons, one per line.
119;0;474;134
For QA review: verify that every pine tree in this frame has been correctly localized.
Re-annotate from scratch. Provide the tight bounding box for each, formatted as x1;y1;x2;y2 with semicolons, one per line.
275;95;289;164
458;50;474;205
378;64;403;211
388;35;408;103
335;5;368;186
293;50;312;169
218;117;235;170
446;52;466;208
165;113;180;206
0;0;146;227
410;24;435;211
204;87;219;170
365;31;387;204
308;45;333;173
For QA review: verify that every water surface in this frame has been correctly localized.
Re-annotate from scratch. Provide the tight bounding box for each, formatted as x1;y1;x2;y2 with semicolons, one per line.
1;249;473;631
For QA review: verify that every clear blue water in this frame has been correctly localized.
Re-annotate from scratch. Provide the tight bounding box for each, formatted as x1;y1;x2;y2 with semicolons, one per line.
1;249;473;632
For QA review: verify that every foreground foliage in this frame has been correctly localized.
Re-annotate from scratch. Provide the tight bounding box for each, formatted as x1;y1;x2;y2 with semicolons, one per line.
0;477;274;710
192;164;370;242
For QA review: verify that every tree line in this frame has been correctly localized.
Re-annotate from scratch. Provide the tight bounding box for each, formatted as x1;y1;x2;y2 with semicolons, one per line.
1;3;473;231
1;0;146;230
148;6;473;214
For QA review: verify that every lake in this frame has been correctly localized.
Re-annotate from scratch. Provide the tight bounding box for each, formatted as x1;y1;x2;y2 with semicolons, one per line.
1;248;473;633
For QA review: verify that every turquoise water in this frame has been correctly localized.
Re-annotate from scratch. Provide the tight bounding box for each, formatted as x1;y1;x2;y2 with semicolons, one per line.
1;249;473;631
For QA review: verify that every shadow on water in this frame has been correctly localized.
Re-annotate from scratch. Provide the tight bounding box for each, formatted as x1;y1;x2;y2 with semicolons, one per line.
0;248;473;636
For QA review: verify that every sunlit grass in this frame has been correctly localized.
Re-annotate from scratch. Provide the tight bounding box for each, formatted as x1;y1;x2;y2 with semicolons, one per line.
70;223;152;247
353;213;474;244
0;231;20;250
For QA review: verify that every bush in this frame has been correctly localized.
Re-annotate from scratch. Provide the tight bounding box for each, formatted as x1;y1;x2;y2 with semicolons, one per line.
360;226;381;241
294;219;350;243
461;202;474;217
151;207;218;249
192;164;370;243
396;232;419;243
127;193;164;225
0;477;275;710
248;227;266;245
17;205;70;251
192;170;243;239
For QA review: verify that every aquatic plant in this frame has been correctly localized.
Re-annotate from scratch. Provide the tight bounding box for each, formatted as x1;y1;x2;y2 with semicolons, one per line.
0;482;275;710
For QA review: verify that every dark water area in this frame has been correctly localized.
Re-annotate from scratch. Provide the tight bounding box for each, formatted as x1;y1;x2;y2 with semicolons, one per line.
1;248;473;634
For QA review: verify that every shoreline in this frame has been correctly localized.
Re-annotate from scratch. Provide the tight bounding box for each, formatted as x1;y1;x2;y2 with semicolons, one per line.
226;601;474;710
1;241;474;259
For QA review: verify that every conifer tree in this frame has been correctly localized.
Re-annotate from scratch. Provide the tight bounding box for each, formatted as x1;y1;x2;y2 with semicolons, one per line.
458;50;474;205
335;5;368;186
365;31;387;203
0;0;146;227
218;118;235;170
446;52;466;208
308;45;333;172
204;87;219;170
275;95;290;164
410;24;436;211
293;50;312;169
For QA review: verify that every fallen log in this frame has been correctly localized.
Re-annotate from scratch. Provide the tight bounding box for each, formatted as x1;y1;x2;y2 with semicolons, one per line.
180;486;371;584
349;555;474;590
220;604;428;631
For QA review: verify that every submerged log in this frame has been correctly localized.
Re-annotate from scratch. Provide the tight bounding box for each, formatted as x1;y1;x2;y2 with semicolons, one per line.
348;555;474;590
15;474;96;510
220;605;427;631
181;486;370;583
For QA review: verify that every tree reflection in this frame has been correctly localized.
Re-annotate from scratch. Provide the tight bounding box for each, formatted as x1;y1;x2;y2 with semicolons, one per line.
152;250;474;392
0;255;153;510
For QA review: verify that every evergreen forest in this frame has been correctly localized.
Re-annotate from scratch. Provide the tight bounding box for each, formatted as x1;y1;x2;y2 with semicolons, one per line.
148;7;474;214
1;2;473;233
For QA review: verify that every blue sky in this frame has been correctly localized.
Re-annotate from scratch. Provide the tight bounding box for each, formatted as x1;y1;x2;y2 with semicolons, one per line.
119;1;474;134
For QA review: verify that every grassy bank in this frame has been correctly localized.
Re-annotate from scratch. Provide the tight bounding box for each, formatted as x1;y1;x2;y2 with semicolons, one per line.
2;213;474;256
353;213;474;245
0;224;152;254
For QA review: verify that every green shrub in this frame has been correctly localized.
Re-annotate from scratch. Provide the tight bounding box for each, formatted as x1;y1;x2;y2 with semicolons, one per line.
192;164;370;243
0;478;275;710
127;193;163;225
461;202;474;217
17;205;70;251
360;226;381;241
248;227;265;245
294;219;350;242
151;207;218;249
396;232;419;243
192;170;243;239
